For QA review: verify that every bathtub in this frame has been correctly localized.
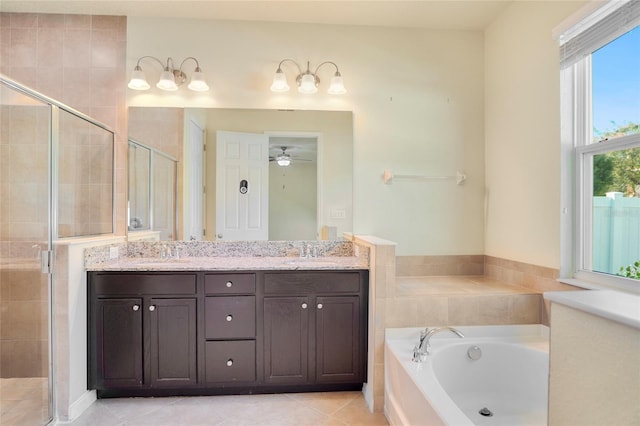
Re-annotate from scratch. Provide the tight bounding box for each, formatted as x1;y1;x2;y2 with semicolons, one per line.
384;325;549;426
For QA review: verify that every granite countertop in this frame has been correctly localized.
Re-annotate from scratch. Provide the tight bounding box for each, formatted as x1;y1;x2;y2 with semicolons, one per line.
84;240;369;272
86;256;368;271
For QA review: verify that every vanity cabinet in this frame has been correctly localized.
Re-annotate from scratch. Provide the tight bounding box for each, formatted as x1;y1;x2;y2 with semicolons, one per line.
88;273;198;391
88;269;368;397
203;273;257;384
263;272;367;386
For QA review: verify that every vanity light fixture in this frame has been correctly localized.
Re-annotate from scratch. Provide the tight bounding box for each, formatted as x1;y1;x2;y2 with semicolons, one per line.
128;56;210;92
270;59;346;95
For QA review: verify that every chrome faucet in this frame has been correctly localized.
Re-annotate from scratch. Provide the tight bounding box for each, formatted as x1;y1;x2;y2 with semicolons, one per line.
412;327;464;362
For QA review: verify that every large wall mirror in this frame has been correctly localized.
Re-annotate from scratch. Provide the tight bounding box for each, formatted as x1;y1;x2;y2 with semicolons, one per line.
128;107;353;242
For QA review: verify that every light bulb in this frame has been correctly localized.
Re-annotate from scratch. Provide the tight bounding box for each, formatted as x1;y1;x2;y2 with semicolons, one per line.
277;157;291;166
298;73;318;94
127;66;150;90
188;69;209;91
270;69;290;92
328;72;346;95
156;69;178;91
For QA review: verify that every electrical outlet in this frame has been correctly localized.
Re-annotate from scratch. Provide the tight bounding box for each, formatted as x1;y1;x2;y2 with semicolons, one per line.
109;246;119;259
330;209;346;219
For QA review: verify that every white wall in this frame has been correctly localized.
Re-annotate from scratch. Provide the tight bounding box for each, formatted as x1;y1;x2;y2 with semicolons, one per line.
127;18;485;256
484;1;586;268
269;161;317;240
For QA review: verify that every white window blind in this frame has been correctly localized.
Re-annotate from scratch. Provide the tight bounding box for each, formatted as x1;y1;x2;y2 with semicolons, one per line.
559;0;640;69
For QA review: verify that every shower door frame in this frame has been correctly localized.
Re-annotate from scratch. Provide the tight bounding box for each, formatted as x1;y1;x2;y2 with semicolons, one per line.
1;74;115;424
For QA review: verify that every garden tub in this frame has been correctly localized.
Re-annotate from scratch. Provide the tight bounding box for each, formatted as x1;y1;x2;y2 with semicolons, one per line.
384;325;549;426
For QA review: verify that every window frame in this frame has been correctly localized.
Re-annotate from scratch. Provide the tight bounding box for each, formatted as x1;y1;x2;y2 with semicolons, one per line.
560;42;640;294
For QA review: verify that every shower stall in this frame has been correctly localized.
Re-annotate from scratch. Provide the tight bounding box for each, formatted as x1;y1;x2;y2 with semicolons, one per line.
0;75;114;425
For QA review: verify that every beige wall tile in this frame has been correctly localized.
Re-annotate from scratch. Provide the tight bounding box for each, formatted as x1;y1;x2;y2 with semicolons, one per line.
62;29;91;68
37;13;65;28
91;30;122;68
508;294;541;323
9;13;38;28
385;298;413;328
476;295;510;325
448;296;480;325
373;363;384;396
10;29;37;68
64;14;90;29
397;254;485;276
37;28;63;68
415;296;449;326
36;66;64;100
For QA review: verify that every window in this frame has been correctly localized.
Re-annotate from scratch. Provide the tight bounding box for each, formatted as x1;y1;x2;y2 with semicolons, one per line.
559;1;640;292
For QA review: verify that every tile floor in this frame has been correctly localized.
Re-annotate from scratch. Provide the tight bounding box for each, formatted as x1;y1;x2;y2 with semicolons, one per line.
69;391;389;426
0;377;50;426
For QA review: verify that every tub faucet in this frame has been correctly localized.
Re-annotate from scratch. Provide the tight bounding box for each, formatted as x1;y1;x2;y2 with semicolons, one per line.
412;327;464;362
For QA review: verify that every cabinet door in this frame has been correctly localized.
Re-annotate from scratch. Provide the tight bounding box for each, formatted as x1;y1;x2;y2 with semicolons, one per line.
95;298;143;389
315;296;362;383
263;297;309;384
148;298;197;387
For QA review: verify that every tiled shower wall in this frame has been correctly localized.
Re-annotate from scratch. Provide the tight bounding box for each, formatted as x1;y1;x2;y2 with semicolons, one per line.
0;12;127;377
0;12;128;236
128;107;184;239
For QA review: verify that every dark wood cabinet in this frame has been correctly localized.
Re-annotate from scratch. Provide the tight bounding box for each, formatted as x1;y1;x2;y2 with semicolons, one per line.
88;269;367;397
203;272;257;385
88;272;198;392
148;298;197;387
315;295;362;383
263;296;310;384
94;298;143;389
263;272;367;387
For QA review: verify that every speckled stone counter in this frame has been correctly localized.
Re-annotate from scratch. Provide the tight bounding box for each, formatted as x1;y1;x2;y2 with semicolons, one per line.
85;240;369;271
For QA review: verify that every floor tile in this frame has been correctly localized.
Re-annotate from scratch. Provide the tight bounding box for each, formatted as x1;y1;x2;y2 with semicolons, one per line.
67;391;387;426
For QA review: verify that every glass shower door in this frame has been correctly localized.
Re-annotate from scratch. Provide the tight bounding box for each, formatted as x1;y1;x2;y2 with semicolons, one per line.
0;82;53;425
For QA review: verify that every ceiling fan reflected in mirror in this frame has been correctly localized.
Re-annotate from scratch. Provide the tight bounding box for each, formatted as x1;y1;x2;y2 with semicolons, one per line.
269;146;311;167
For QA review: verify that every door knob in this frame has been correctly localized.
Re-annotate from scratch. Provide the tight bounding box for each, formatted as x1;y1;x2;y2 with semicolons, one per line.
226;281;233;288
226;359;233;367
301;303;308;309
132;304;140;311
226;315;233;322
149;305;156;312
317;303;323;309
217;234;223;239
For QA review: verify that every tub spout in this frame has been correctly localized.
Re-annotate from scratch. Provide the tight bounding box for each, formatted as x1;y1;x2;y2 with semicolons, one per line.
412;327;464;362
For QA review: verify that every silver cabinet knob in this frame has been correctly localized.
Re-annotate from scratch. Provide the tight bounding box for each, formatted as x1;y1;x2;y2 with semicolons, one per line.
301;303;308;309
317;303;323;309
226;359;233;367
132;304;140;311
226;281;233;288
149;305;156;312
226;315;233;322
217;234;223;239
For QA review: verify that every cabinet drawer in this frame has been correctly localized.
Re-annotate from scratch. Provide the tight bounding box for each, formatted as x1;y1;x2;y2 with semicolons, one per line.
92;273;197;295
205;273;256;294
205;296;256;339
264;272;361;294
205;340;256;383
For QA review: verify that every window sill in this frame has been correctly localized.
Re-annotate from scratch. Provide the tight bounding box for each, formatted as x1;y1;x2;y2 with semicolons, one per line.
544;288;640;330
558;274;640;295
